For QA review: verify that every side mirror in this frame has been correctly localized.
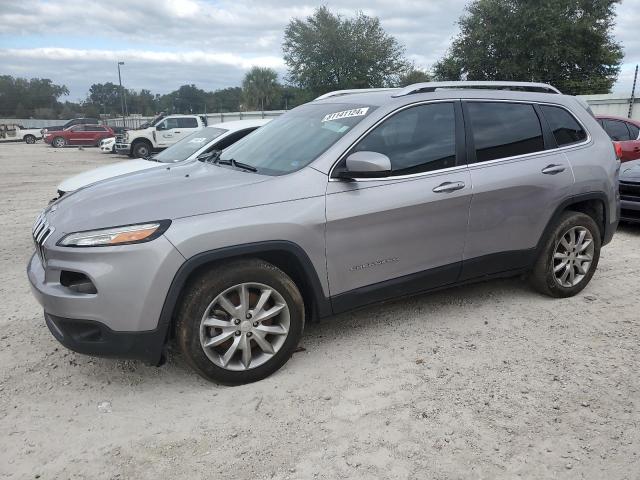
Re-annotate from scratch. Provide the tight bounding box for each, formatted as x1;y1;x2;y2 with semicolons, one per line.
335;151;391;179
156;123;166;131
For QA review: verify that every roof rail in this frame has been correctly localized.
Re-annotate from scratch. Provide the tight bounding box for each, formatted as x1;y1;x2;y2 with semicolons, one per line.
391;81;561;97
315;88;399;100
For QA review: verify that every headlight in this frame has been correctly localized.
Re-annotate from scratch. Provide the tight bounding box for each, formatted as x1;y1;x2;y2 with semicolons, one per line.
58;221;170;247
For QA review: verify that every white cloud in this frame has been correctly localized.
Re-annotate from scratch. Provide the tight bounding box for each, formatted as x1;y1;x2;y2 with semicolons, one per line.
0;0;639;99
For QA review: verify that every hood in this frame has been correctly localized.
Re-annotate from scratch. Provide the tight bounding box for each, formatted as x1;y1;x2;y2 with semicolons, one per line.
620;160;640;182
57;159;161;193
47;161;327;236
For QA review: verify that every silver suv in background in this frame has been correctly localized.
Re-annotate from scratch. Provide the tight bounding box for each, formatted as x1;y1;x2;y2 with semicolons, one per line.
28;82;620;384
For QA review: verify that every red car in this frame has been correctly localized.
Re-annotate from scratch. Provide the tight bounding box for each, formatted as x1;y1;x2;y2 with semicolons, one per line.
45;124;114;148
596;115;640;162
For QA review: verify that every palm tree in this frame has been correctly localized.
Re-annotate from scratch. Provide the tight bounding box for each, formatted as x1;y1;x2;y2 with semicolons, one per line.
242;67;280;111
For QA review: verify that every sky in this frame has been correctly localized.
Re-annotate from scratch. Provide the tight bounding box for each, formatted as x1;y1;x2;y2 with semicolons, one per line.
1;0;639;101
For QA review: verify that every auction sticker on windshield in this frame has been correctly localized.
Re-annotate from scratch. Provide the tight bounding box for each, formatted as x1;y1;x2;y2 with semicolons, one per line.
322;107;369;123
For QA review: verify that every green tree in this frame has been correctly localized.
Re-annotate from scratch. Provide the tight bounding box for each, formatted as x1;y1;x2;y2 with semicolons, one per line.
88;82;121;115
398;68;432;87
0;75;68;118
206;87;242;112
242;67;280;111
433;0;623;95
283;6;409;96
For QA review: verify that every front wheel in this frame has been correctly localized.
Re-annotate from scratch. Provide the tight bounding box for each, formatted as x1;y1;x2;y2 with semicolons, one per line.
52;136;66;148
24;135;36;144
530;211;601;297
131;141;152;158
175;259;305;385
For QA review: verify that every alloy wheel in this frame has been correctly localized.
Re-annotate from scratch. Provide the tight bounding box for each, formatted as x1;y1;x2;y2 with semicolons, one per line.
552;226;595;288
199;282;290;371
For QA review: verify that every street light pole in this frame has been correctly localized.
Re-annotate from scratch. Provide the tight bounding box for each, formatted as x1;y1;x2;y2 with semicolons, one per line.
117;61;126;128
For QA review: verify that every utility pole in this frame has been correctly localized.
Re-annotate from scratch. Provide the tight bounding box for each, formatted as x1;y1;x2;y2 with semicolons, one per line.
117;61;126;128
629;64;638;119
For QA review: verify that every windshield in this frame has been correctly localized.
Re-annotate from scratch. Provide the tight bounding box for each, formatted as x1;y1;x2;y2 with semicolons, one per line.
219;103;376;175
152;127;227;163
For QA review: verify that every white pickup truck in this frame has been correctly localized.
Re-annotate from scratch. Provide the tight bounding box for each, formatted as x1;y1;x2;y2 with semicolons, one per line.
115;114;206;158
0;124;42;144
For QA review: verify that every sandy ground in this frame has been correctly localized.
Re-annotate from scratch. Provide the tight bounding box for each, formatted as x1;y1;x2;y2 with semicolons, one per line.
0;141;639;480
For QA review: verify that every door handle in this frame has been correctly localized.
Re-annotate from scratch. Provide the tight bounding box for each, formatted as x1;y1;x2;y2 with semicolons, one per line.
541;164;566;175
174;131;181;133
432;181;465;193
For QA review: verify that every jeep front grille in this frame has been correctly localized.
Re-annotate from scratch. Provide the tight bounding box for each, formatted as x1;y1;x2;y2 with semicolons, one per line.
32;212;54;262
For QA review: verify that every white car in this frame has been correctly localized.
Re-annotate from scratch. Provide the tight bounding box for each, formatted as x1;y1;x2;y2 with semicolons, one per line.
99;137;116;153
56;119;270;196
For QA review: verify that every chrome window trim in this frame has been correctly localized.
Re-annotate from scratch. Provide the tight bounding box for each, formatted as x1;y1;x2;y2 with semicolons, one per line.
463;99;592;167
328;99;460;182
328;98;592;182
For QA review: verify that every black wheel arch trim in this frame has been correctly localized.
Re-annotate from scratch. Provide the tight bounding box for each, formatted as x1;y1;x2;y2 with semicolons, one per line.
153;240;332;360
537;191;617;250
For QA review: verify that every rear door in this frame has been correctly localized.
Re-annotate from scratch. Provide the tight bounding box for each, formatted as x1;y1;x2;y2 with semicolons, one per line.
325;101;472;309
460;101;579;280
176;117;201;142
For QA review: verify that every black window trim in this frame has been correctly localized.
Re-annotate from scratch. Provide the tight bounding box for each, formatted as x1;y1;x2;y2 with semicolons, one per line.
461;99;591;167
328;99;467;182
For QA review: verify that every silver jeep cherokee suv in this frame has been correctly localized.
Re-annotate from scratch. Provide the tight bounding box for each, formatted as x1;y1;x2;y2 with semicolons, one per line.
28;81;620;384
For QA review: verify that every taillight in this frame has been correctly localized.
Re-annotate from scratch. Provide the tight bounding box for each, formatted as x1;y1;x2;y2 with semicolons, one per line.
613;142;623;159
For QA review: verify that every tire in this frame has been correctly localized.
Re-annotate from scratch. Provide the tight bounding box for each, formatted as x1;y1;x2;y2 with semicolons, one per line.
52;136;66;148
24;135;36;144
530;211;601;298
175;259;305;385
131;141;152;158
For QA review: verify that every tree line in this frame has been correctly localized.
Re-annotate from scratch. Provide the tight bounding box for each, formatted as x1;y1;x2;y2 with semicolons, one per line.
0;0;623;119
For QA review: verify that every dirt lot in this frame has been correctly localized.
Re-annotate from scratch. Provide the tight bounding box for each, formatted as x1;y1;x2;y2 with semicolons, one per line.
1;141;639;479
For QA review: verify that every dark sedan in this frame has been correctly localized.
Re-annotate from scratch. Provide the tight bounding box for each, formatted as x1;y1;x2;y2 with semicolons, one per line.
620;160;640;223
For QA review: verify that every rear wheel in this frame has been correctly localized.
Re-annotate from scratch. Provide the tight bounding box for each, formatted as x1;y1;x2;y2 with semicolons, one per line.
530;211;601;297
175;259;305;385
24;135;36;144
52;136;66;148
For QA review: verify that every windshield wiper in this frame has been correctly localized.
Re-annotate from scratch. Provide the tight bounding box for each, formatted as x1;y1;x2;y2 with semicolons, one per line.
216;158;258;172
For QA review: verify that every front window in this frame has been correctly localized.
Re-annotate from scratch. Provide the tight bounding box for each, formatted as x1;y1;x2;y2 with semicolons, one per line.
152;127;227;163
350;102;457;175
218;103;376;175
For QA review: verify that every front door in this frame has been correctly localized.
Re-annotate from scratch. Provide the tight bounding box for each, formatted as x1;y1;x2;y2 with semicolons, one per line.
325;101;471;311
67;125;93;145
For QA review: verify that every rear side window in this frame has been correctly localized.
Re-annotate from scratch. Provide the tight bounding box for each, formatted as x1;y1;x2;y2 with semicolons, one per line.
603;120;631;141
467;102;544;162
178;118;198;128
539;105;587;146
626;122;639;140
353;102;457;175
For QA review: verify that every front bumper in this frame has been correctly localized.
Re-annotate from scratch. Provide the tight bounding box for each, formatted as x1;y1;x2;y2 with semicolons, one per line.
27;235;185;363
44;312;167;363
115;143;131;154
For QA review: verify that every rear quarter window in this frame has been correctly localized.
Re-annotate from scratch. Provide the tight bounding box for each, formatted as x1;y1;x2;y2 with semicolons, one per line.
539;105;587;146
